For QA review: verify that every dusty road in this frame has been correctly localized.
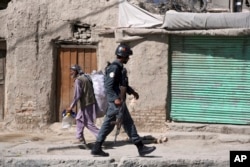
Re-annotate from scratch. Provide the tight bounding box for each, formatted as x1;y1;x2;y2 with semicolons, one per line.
1;123;250;167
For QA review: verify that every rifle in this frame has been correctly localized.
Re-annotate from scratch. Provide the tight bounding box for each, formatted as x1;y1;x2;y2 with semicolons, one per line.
112;85;127;144
114;128;120;144
113;102;125;144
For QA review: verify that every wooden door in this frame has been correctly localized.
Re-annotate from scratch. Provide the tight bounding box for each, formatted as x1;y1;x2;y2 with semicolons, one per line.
56;47;97;121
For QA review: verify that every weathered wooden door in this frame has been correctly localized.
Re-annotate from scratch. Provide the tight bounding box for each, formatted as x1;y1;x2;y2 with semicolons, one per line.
0;50;6;121
56;47;97;121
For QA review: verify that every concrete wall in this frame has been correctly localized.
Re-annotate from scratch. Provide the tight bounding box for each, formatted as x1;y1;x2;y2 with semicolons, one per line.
127;35;168;132
0;0;169;132
98;33;169;132
0;10;7;38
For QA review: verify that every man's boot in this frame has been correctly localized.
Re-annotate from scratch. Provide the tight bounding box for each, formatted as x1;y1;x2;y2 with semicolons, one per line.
136;141;156;156
91;141;109;157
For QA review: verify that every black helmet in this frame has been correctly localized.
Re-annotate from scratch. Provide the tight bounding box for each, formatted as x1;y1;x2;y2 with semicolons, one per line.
115;44;133;57
70;64;84;74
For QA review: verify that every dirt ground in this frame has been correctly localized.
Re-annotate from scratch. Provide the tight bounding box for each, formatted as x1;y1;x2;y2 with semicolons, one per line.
1;122;250;166
0;123;159;144
0;123;164;155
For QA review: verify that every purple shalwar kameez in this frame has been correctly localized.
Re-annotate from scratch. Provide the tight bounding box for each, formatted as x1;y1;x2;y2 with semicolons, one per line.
70;77;100;140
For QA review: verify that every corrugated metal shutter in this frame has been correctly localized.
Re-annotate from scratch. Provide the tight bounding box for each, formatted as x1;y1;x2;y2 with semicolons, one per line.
171;36;250;125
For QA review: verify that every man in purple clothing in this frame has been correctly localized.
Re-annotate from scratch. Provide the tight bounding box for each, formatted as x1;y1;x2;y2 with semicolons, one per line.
67;64;100;144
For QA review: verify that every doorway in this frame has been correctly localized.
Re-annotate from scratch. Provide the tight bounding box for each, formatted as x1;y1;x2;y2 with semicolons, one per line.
0;41;6;121
56;46;97;121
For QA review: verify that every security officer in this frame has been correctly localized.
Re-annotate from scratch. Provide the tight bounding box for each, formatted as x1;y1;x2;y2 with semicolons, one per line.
91;43;156;157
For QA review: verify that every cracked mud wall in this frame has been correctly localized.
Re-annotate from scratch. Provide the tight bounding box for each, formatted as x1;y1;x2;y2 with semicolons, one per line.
0;0;120;130
0;0;169;132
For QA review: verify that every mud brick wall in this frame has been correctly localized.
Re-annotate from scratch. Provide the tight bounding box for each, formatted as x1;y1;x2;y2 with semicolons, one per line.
131;109;166;132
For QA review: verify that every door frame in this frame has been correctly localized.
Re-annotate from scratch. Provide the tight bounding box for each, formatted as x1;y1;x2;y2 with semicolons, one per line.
0;50;6;121
56;45;97;122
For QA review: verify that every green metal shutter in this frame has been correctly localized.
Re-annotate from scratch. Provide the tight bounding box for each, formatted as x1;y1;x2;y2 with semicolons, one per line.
171;36;250;125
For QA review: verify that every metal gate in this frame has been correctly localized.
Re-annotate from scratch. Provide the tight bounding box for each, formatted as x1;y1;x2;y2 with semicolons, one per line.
170;36;250;125
56;46;97;121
